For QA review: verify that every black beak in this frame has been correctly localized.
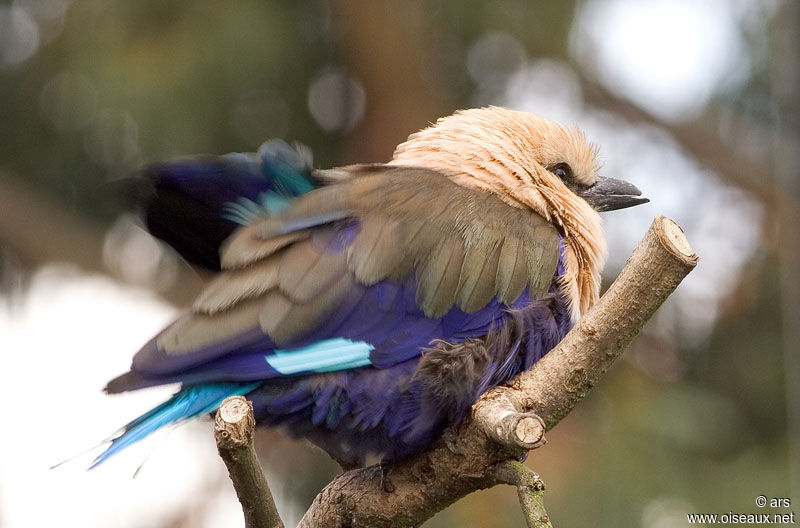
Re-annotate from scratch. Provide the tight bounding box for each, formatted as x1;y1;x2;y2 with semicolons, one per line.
577;176;649;212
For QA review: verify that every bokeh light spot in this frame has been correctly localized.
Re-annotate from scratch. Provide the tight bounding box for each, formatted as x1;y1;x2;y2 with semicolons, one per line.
0;6;40;67
307;68;366;133
572;0;749;121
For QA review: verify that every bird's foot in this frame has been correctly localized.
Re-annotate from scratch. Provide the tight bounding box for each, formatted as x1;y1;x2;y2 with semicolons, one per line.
379;461;395;493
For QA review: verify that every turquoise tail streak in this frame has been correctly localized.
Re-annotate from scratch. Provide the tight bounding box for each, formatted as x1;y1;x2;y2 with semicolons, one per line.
91;383;260;469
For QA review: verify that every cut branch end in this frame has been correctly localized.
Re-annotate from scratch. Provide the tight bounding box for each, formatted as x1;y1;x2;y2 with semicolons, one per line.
215;396;285;528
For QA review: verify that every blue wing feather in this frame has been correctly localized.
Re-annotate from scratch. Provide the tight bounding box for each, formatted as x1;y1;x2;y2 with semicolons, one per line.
126;276;528;386
266;338;374;375
95;281;536;464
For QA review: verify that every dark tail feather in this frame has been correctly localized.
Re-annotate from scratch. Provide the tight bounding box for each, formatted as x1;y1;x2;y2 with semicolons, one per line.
129;140;319;271
104;370;167;394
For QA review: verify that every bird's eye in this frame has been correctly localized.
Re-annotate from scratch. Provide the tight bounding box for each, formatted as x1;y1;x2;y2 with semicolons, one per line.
549;162;573;181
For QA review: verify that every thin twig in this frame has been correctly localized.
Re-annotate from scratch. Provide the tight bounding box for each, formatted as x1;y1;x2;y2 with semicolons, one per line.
215;396;285;528
490;461;552;528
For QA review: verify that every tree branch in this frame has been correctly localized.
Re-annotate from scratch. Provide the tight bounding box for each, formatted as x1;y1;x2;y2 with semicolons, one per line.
490;461;552;528
215;396;285;528
297;215;698;527
482;214;699;432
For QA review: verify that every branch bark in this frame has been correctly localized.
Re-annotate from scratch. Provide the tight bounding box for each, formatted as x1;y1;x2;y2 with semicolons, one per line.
297;215;698;527
490;461;552;528
215;396;285;528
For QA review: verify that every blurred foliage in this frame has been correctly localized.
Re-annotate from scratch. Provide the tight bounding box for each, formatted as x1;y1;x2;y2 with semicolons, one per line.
0;0;795;527
0;0;577;222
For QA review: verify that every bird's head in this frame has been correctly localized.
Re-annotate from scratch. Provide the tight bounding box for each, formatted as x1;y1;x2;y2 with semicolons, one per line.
389;106;648;320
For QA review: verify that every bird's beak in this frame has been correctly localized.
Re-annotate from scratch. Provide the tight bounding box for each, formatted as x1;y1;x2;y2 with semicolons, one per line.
577;176;649;212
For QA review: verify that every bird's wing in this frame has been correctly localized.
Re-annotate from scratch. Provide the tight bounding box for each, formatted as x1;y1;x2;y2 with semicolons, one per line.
131;140;318;271
109;166;561;391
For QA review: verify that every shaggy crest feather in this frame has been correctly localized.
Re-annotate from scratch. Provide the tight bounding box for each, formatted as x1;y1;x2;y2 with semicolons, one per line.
389;106;606;320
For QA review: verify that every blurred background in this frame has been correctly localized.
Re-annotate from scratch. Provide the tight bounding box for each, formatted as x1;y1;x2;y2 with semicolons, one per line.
0;0;797;526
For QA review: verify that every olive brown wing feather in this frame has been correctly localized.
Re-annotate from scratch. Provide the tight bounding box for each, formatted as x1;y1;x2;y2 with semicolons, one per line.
125;166;561;381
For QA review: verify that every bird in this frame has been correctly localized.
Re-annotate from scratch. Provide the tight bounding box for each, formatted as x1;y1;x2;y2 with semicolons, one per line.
94;106;648;469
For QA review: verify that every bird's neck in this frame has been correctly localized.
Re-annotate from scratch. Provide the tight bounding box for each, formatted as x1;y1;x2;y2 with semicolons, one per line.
558;218;605;322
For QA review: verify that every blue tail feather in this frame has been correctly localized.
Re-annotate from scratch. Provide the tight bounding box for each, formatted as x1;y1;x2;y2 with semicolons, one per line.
91;383;261;469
